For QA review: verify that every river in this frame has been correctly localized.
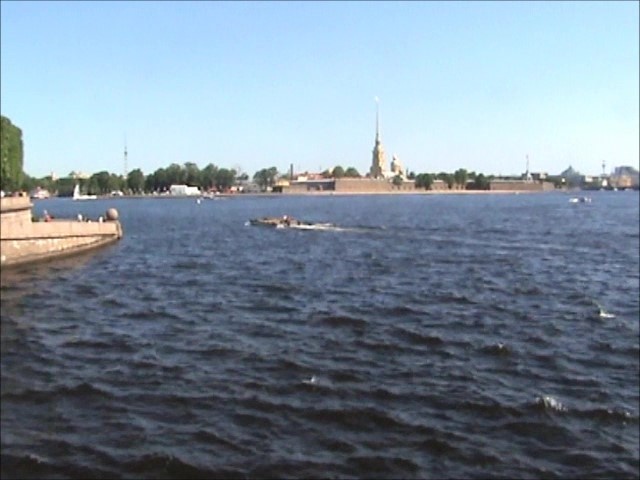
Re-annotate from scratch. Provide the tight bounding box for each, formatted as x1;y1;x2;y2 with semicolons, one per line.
1;191;638;479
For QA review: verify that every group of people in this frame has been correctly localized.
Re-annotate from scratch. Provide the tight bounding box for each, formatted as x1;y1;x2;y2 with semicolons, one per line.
39;211;104;223
77;213;104;223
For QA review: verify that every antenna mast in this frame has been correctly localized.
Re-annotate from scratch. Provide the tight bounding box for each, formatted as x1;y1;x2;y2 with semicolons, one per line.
124;134;128;179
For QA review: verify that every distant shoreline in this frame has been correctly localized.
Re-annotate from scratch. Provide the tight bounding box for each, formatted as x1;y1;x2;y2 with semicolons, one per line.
88;189;559;200
32;188;633;201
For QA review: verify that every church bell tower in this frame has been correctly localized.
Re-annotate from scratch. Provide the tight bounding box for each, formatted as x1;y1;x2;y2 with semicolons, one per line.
370;97;387;179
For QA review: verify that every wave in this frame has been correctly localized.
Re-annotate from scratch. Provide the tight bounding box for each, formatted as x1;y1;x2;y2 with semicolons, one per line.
122;452;242;480
304;406;408;431
2;382;115;404
0;453;118;480
480;342;513;356
534;394;567;412
345;454;420;476
313;314;368;330
391;327;445;347
574;406;638;424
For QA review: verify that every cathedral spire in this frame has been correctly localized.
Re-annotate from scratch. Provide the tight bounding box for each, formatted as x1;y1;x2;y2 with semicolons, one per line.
375;96;380;140
370;97;387;179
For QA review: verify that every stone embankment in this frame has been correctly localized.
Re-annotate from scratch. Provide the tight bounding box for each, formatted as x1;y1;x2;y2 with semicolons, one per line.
0;196;123;268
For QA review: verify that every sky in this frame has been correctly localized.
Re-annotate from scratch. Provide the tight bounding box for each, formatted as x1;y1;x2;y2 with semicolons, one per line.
1;1;638;179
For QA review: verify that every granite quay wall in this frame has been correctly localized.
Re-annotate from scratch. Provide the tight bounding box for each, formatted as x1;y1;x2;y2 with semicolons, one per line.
0;197;123;268
1;196;35;229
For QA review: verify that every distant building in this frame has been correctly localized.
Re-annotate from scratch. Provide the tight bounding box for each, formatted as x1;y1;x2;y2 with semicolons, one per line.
610;166;639;189
169;184;200;196
69;171;90;180
390;154;406;178
29;187;51;199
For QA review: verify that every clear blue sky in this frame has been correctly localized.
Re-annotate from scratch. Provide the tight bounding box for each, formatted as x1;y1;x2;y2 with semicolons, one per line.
1;1;638;179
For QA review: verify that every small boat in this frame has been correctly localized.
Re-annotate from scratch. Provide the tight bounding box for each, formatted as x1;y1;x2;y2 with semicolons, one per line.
249;215;331;230
569;196;591;203
73;184;97;201
30;187;51;199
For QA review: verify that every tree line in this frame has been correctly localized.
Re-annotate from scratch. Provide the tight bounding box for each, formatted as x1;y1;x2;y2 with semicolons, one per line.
2;115;544;196
413;169;492;190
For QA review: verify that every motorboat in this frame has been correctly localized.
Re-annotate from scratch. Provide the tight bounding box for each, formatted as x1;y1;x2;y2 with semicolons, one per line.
249;215;333;230
250;215;305;228
568;196;591;203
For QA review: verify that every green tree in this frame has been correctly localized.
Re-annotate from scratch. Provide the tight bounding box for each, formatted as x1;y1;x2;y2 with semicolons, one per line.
200;163;219;191
56;177;76;197
392;174;403;186
1;115;24;192
344;167;361;178
253;167;278;191
215;168;236;191
20;174;36;192
453;168;468;189
90;171;111;194
108;173;124;193
184;162;200;186
165;163;185;185
415;173;434;190
437;172;454;189
332;165;345;178
150;167;169;192
35;175;56;193
127;168;145;193
473;173;490;190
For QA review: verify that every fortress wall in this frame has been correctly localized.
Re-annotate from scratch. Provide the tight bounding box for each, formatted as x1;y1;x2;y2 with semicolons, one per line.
336;178;390;192
335;178;411;193
489;181;553;191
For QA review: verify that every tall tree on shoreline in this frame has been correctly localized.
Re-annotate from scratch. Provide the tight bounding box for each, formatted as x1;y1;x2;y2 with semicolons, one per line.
1;115;24;191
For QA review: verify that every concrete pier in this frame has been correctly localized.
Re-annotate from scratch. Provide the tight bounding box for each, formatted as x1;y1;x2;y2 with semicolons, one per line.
0;197;123;268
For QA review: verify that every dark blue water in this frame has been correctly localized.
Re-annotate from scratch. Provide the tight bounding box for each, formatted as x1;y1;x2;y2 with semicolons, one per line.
2;191;638;479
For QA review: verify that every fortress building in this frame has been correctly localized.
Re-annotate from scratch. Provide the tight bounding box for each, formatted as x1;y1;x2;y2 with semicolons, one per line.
276;99;415;193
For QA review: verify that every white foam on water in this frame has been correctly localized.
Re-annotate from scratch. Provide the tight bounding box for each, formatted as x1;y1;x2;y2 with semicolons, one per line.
537;395;567;412
302;375;318;385
598;308;616;319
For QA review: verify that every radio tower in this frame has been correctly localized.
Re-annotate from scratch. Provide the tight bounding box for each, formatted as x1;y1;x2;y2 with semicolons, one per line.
123;135;128;179
601;159;606;177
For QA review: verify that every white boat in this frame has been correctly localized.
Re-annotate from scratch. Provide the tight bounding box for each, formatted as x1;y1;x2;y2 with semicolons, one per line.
569;196;591;204
73;184;97;201
30;187;50;199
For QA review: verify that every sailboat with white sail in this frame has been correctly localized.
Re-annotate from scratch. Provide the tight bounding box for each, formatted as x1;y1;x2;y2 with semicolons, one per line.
73;184;97;201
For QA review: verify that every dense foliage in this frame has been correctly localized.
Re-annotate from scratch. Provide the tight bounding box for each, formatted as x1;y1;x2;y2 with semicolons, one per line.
253;167;279;191
1;116;24;191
